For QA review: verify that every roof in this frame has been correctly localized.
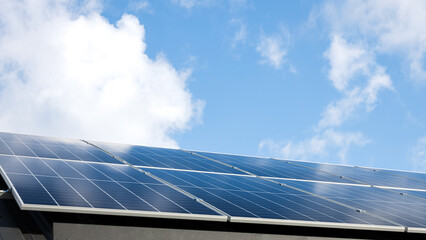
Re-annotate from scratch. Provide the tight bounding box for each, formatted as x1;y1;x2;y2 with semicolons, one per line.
0;131;426;239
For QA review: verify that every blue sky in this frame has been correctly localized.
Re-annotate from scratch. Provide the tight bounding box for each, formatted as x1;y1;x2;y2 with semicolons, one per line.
0;0;426;172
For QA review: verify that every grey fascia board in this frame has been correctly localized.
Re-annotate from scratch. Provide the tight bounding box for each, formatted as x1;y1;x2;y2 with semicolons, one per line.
230;217;406;232
406;227;426;234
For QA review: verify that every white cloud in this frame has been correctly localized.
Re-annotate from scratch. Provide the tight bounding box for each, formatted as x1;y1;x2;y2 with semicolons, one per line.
324;36;371;91
230;19;247;48
0;0;203;147
319;36;393;129
171;0;213;9
173;0;197;9
129;1;152;13
322;0;426;85
256;29;290;69
410;137;426;171
260;35;392;162
260;129;368;163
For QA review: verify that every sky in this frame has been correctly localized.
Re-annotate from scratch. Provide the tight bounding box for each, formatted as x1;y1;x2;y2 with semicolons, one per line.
0;0;425;172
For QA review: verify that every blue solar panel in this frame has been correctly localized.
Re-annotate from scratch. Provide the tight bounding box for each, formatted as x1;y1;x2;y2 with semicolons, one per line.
141;167;400;226
360;167;426;185
0;132;121;164
286;160;426;190
0;155;221;218
192;151;355;184
93;142;243;174
283;180;426;228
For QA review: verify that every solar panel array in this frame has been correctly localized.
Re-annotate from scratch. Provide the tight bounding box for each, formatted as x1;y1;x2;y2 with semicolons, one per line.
0;132;426;233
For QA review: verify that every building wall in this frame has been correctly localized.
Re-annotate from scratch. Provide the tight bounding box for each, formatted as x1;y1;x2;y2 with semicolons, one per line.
54;222;370;240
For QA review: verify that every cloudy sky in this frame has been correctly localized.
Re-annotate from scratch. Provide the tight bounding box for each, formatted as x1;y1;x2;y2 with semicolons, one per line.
0;0;425;172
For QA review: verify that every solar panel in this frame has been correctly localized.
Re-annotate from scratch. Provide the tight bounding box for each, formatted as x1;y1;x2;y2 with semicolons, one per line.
0;155;224;221
359;166;426;185
0;131;426;233
191;151;355;184
93;141;243;174
285;160;426;190
140;167;402;228
0;132;121;164
283;180;426;228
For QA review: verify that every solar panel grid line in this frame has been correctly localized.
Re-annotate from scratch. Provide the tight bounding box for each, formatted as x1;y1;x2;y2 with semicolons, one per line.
83;140;231;218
